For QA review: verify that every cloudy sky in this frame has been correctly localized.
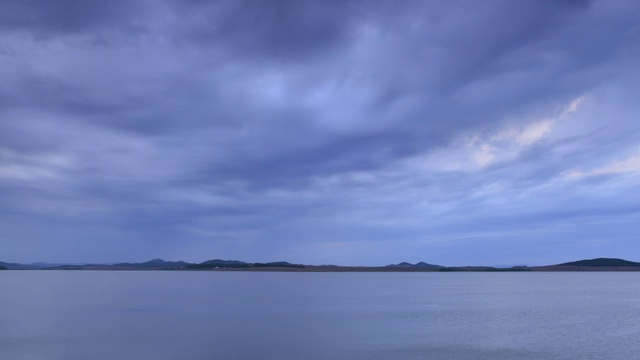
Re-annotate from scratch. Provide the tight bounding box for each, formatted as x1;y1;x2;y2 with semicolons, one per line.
1;0;639;266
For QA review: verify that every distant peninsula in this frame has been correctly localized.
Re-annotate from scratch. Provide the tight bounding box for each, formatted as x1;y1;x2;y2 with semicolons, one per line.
534;258;640;271
2;257;640;272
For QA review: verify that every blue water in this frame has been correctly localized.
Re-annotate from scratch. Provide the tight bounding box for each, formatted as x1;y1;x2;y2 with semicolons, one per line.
1;271;640;359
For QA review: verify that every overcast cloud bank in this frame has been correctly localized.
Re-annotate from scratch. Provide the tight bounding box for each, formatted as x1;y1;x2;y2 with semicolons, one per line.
1;0;639;265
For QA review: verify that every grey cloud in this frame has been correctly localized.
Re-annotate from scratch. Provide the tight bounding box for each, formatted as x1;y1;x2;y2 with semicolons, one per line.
0;0;148;36
1;0;640;264
170;0;362;61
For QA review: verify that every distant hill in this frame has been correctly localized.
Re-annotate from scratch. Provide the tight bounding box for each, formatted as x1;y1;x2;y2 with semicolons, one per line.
5;257;640;272
3;258;307;271
0;266;7;270
386;261;444;269
188;260;304;269
46;259;193;270
440;266;531;272
188;259;248;269
0;261;89;270
0;261;17;269
46;265;93;270
201;259;247;266
0;261;39;270
112;259;192;269
253;261;304;268
557;258;640;267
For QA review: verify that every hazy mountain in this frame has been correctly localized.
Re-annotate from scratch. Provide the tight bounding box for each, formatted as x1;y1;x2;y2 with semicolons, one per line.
0;261;40;270
44;259;192;270
4;257;640;271
45;264;95;270
1;261;102;270
112;259;192;268
386;261;444;269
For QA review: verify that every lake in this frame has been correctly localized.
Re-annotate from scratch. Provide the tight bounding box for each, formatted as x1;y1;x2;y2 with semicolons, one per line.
1;271;639;359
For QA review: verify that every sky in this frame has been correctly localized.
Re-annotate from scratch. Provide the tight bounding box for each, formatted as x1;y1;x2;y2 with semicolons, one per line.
1;0;639;266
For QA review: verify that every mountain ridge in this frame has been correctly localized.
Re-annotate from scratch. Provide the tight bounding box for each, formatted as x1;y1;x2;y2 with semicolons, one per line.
385;261;444;269
2;257;640;271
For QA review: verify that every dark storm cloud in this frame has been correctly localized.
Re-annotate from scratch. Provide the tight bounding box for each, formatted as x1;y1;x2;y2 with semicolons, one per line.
1;0;639;265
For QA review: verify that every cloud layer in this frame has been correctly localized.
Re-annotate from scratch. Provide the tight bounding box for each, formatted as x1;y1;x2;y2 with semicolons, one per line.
1;0;639;265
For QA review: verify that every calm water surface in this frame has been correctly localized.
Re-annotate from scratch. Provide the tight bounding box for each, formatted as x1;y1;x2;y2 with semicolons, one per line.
1;271;640;359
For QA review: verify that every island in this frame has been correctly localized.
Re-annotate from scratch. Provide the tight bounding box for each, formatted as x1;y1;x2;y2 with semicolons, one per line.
2;257;640;272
